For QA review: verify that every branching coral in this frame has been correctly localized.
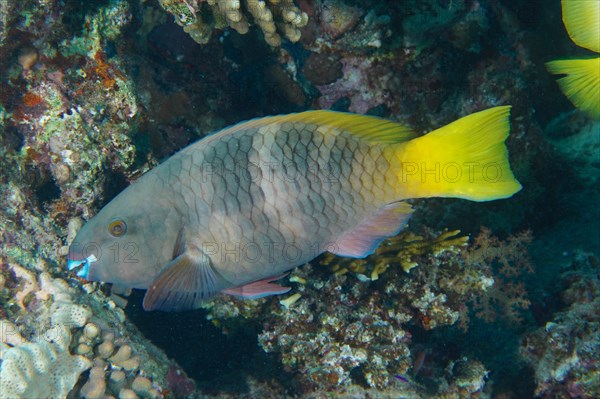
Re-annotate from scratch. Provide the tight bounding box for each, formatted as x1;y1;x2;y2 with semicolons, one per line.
158;0;308;46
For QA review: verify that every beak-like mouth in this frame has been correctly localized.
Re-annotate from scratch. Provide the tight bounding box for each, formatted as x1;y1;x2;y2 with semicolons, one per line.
67;254;97;278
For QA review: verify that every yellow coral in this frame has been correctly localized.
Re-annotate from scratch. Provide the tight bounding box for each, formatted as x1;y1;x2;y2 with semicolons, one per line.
159;0;308;46
319;229;469;278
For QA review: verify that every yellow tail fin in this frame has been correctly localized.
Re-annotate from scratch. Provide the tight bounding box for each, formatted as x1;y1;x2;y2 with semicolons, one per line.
393;106;522;202
546;58;600;119
561;0;600;52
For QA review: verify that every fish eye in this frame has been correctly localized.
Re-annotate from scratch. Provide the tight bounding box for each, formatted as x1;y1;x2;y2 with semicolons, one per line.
108;219;127;237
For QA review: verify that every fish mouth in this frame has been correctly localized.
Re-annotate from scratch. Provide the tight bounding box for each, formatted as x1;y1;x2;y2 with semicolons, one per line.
67;254;97;278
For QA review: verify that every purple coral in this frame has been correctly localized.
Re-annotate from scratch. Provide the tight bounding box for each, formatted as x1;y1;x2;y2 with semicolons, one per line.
166;364;196;397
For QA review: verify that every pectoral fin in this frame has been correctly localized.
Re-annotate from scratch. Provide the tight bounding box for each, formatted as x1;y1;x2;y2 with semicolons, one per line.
172;227;186;259
143;250;226;311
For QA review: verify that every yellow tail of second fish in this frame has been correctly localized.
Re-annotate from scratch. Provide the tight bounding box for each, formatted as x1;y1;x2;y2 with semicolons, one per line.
392;106;522;201
546;0;600;119
546;58;600;119
560;0;600;53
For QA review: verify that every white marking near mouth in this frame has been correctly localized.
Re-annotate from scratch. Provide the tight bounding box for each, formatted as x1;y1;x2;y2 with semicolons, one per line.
67;254;98;278
86;254;98;263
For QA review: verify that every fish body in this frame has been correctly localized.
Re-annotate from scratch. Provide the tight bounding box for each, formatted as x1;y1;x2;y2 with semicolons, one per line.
68;108;521;311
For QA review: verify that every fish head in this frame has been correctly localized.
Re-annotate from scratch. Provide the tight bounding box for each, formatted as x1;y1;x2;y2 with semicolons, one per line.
67;179;181;289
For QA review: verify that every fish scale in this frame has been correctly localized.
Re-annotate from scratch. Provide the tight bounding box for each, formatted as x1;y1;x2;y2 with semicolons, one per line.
67;108;521;311
210;126;370;275
163;125;389;284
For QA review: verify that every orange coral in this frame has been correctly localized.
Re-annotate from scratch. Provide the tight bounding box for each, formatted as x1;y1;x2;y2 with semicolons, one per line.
75;50;126;91
94;50;117;89
73;50;127;97
21;92;45;107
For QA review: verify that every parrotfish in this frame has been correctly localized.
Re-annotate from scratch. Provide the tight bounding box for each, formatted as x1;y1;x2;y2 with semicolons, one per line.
68;107;521;311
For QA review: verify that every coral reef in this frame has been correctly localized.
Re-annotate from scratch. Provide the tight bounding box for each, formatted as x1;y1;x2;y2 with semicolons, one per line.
0;0;10;47
1;0;139;223
199;227;531;395
461;228;533;326
301;52;343;86
0;0;594;398
520;252;600;398
158;0;308;46
444;358;489;398
257;265;413;390
0;262;170;399
0;271;95;399
0;2;202;398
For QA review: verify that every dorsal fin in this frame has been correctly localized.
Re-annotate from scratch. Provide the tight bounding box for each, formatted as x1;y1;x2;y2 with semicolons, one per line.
272;111;417;144
207;110;417;145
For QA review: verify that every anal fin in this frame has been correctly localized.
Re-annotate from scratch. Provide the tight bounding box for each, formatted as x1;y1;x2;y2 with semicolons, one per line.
331;202;413;258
